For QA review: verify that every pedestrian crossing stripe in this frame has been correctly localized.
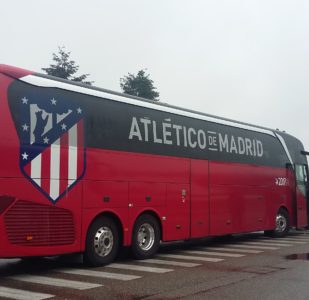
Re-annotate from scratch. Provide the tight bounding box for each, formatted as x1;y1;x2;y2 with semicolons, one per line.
0;287;53;300
240;241;292;247
183;250;245;257
225;244;279;250
59;268;141;281
139;258;201;267
156;253;224;262
206;247;263;254
8;274;101;290
107;263;173;273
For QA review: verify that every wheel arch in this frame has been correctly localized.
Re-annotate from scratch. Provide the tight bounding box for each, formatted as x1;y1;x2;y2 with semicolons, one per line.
278;205;290;219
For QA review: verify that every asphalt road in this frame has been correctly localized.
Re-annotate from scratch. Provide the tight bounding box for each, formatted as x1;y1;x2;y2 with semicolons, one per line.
1;231;309;300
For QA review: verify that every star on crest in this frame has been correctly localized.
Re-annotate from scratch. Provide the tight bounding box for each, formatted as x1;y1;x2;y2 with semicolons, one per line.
21;152;29;160
51;98;57;105
61;123;67;130
22;124;29;131
21;97;28;104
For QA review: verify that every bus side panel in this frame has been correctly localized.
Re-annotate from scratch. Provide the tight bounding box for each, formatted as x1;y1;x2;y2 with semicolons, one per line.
264;167;295;229
0;74;21;179
83;180;129;209
164;183;190;241
85;149;189;183
190;159;210;238
209;161;291;235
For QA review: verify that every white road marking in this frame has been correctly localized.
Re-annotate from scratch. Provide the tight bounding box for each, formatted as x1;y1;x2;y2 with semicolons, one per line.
156;254;223;262
59;268;141;281
203;247;263;254
262;238;307;244
107;263;173;273
284;237;309;242
183;250;245;257
241;241;292;247
8;274;101;290
142;258;201;267
225;244;279;250
258;237;306;243
287;235;309;239
0;287;53;300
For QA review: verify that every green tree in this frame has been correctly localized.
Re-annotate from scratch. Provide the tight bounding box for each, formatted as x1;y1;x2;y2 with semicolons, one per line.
120;69;159;101
42;47;93;85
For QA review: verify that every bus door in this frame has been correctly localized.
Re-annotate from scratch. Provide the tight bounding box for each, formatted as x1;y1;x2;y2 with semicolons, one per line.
294;164;308;228
165;183;190;241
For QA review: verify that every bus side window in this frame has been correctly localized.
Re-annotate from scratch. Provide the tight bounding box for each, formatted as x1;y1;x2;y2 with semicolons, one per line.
295;164;308;197
301;165;308;183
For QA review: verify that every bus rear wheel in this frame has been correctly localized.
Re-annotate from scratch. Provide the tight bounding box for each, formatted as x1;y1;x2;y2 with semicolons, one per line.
265;208;290;238
84;216;119;267
132;214;160;260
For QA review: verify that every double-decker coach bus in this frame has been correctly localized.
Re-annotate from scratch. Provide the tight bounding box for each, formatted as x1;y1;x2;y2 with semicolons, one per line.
0;64;308;266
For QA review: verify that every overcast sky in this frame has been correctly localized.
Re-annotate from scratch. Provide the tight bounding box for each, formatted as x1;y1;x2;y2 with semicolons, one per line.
2;0;309;150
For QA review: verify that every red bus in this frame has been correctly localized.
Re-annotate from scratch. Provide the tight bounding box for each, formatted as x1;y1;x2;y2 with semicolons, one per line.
0;64;308;266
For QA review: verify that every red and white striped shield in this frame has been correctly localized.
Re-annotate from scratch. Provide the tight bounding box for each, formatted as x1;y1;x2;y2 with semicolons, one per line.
19;94;85;203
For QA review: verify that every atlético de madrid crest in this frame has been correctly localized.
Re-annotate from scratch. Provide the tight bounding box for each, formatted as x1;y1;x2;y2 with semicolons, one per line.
18;93;85;203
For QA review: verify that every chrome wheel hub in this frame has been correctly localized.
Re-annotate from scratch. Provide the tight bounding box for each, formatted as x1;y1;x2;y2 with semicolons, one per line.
276;214;287;233
138;223;155;251
94;226;114;257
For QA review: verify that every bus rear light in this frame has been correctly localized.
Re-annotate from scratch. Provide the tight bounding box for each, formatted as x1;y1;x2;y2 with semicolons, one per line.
0;196;15;215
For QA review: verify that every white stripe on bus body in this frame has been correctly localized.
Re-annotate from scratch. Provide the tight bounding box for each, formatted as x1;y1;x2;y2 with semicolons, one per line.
8;274;101;290
59;268;141;281
275;133;294;165
68;123;78;187
50;138;60;200
31;153;41;187
0;287;53;300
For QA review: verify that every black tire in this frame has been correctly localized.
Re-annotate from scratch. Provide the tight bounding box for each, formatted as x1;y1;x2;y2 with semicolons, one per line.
264;208;290;238
84;216;119;267
131;214;161;260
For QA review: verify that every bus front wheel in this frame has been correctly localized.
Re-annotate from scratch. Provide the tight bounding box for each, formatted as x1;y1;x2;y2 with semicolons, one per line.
265;208;290;238
84;216;119;267
131;214;160;260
